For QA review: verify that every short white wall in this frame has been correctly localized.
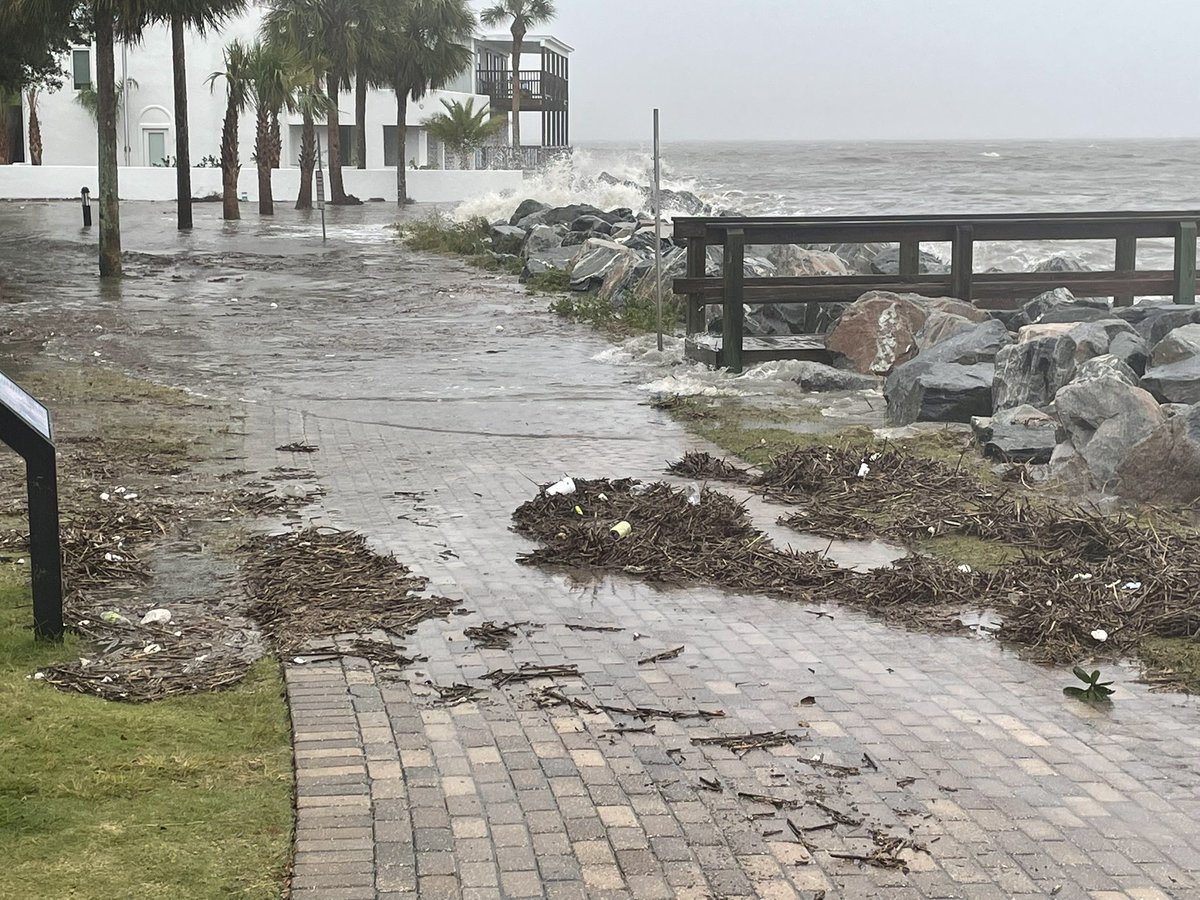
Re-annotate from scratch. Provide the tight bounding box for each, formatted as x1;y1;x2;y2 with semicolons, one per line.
0;165;523;204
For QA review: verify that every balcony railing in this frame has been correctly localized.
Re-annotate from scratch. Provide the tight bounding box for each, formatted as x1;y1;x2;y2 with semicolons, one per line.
477;69;568;111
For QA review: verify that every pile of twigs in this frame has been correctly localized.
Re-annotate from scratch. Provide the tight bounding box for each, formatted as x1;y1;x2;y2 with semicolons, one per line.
464;620;539;650
666;451;750;482
241;526;462;654
512;478;841;600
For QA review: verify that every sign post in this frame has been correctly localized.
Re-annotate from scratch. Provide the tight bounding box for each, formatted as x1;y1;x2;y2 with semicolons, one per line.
315;133;327;243
653;109;664;352
0;370;63;641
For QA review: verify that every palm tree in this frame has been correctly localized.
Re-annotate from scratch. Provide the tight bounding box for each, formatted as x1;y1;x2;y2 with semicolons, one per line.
381;0;474;205
151;0;246;231
207;39;252;221
261;0;326;209
424;98;505;169
74;77;138;123
26;89;42;164
246;40;306;215
0;89;14;165
350;0;389;170
479;0;556;156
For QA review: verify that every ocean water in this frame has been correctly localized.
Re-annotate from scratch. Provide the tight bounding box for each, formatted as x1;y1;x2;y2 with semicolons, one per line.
457;139;1200;270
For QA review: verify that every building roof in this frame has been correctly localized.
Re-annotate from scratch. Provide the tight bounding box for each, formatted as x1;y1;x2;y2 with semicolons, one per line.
476;34;573;56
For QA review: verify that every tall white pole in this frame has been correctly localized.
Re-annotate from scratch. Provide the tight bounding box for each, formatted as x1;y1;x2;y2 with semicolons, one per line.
653;109;663;352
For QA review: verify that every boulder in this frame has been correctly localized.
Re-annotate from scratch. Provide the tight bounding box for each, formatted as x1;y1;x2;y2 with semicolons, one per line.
1112;303;1200;346
916;309;977;351
766;245;851;278
1115;404;1200;506
488;223;527;256
522;224;568;257
1162;403;1191;417
596;254;648;309
807;242;888;275
1109;331;1150;375
790;361;880;392
566;238;640;292
869;246;949;275
1031;254;1088;273
884;319;1014;424
971;404;1060;463
1053;375;1166;486
1149;322;1200;366
1073;354;1139;387
1049;439;1093;486
569;215;612;235
516;203;610;230
1007;287;1110;330
1140;357;1200;405
509;198;547;226
993;318;1140;410
826;291;988;376
521;246;577;281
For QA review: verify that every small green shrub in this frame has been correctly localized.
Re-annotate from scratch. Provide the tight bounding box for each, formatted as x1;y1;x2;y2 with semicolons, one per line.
527;269;572;294
400;215;491;255
466;253;524;275
1063;666;1115;703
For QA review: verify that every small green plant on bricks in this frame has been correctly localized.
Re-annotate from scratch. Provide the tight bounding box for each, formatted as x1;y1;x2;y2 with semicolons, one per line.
1063;666;1115;703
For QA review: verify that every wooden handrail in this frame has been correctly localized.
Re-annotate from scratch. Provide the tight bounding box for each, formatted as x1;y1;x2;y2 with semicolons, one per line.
672;211;1199;373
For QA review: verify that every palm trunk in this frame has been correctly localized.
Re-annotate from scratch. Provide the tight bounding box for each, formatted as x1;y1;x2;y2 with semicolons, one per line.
255;107;273;215
395;92;408;206
510;28;525;155
296;104;315;210
27;91;42;165
325;71;347;203
220;98;240;220
268;113;281;167
0;108;9;165
96;16;122;277
354;74;367;169
171;15;192;229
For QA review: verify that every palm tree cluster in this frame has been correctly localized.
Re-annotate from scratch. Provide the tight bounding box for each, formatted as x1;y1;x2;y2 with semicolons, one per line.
10;0;555;277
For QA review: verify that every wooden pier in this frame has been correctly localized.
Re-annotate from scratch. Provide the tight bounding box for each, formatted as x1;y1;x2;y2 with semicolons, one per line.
672;211;1199;373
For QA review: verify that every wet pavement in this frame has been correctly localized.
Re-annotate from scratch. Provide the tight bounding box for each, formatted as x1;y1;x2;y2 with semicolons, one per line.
3;201;1200;899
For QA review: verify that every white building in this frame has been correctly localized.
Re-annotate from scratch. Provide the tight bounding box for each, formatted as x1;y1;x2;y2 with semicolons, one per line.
8;9;571;173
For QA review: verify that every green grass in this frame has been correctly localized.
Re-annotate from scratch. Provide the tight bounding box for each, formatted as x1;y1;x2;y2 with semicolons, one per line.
399;215;491;256
0;566;293;900
1139;636;1200;692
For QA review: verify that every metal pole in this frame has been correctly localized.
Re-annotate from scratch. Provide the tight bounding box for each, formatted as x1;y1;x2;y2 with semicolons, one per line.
653;109;663;352
316;132;327;243
26;454;63;641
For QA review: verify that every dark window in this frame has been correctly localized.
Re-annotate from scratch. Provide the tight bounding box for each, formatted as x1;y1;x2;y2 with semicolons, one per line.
72;49;91;90
383;125;398;167
337;124;356;165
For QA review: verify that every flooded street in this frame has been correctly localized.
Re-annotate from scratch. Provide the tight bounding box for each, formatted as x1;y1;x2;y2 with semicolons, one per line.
3;200;1199;899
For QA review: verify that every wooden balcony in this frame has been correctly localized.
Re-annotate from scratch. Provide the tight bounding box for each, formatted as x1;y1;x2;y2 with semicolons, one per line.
477;69;568;113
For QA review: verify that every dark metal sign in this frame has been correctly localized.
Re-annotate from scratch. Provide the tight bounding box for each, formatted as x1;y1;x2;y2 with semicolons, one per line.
0;368;63;640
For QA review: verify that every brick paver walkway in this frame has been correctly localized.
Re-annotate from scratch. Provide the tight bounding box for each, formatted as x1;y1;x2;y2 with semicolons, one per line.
5;204;1199;899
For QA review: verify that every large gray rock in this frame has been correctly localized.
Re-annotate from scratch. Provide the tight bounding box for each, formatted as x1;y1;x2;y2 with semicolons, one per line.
1007;287;1110;330
1073;354;1139;387
869;246;949;275
971;404;1060;464
790;361;880;392
993;319;1140;410
1140;357;1200;405
1031;254;1088;273
1150;322;1200;366
1109;331;1150;375
517;203;611;230
1115;404;1200;506
489;223;527;256
826;291;988;375
566;238;640;292
806;242;888;275
1138;322;1200;404
509;198;546;226
1053;375;1166;486
1112;303;1200;346
884;319;1014;424
521;246;576;281
765;245;850;278
522;223;567;257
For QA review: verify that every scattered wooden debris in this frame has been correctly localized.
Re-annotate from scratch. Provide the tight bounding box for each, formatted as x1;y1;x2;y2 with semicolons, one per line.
483;663;581;686
637;645;685;666
530;685;725;721
464;620;539;650
667;451;750;482
692;731;802;755
428;683;484;707
564;622;624;633
276;441;318;453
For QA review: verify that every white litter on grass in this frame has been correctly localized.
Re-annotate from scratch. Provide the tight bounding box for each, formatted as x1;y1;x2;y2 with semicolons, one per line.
546;476;576;496
141;643;162;655
92;351;101;357
103;552;124;562
1091;629;1109;642
123;492;138;501
99;492;110;501
1123;581;1142;591
140;608;172;626
957;564;973;574
857;462;870;478
15;558;24;565
1070;573;1093;582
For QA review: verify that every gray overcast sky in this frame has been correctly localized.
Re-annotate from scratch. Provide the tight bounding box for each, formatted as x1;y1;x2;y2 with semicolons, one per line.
478;0;1200;142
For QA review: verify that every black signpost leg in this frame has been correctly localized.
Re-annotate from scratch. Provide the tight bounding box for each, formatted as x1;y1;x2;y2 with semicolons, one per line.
26;454;64;641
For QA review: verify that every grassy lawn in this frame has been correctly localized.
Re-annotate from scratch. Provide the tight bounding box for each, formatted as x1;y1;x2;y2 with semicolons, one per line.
0;565;293;900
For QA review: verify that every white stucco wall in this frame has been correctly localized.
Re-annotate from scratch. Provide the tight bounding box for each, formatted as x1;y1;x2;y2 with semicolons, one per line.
0;165;523;203
20;10;497;171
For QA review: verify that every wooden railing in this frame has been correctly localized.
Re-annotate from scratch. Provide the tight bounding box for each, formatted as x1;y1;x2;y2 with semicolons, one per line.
477;69;568;111
672;211;1200;372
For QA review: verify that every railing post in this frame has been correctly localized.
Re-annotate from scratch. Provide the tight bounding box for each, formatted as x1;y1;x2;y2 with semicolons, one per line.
685;235;708;335
951;225;974;302
1174;221;1197;305
1114;235;1137;307
722;228;745;374
899;239;920;276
